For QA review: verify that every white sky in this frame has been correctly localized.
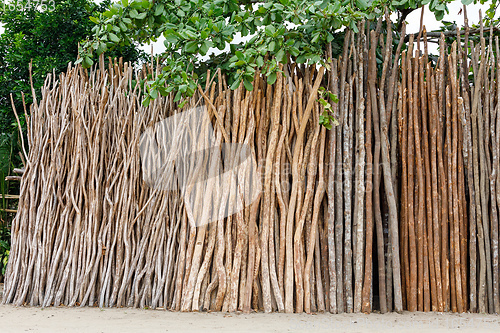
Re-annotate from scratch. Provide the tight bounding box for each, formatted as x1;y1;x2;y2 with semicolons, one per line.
0;1;496;55
404;1;490;34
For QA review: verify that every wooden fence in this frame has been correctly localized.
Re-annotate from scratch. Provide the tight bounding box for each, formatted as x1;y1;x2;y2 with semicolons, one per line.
2;18;500;314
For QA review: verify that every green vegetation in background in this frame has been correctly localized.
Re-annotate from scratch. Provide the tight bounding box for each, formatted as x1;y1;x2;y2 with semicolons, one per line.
80;0;498;109
0;224;9;280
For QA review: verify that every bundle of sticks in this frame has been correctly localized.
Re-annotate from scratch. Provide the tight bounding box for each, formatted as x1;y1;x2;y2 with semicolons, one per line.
2;15;500;314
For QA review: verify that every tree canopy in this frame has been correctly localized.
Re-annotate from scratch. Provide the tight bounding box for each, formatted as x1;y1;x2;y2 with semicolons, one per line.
0;0;145;124
81;0;497;107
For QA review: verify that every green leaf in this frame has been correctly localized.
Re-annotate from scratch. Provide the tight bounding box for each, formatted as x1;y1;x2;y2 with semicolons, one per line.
142;96;151;107
89;16;99;24
267;71;277;85
241;25;248;37
185;41;198;53
158;86;168;96
349;20;359;33
243;79;254;91
200;41;210;55
83;56;94;68
109;33;120;43
311;32;321;44
434;10;444;22
487;7;495;19
174;91;182;102
296;54;307;63
326;32;334;43
149;88;158;99
392;0;407;5
129;9;138;18
319;114;333;130
155;4;165;16
256;56;264;67
183;29;197;39
121;0;129;7
96;42;106;55
264;25;276;37
275;49;286;63
164;33;178;43
235;50;245;61
289;47;299;57
230;78;241;90
269;41;276;52
328;92;339;103
355;0;369;10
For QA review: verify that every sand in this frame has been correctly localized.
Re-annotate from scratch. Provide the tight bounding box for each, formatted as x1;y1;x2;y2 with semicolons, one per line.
1;305;499;332
1;284;499;333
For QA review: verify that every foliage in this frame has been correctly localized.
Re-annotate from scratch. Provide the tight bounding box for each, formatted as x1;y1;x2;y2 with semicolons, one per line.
461;0;498;21
0;132;16;218
0;223;10;278
0;0;145;133
79;0;495;106
317;86;339;130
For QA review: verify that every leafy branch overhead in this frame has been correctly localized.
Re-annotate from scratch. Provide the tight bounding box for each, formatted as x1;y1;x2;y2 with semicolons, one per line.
80;0;494;105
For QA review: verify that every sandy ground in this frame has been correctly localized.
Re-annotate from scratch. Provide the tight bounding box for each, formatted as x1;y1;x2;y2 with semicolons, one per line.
1;285;499;333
